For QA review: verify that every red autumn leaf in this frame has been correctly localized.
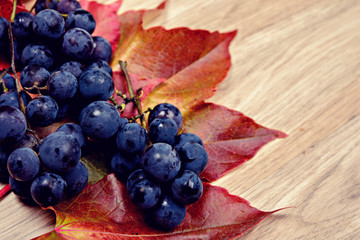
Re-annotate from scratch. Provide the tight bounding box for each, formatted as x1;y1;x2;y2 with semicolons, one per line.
34;174;283;240
183;103;287;182
0;0;28;20
110;1;286;181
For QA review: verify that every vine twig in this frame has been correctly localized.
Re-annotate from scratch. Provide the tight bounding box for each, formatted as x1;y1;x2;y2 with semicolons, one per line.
119;60;146;128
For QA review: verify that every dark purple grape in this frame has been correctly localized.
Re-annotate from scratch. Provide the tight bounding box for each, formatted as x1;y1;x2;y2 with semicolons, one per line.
148;195;186;229
173;132;203;151
7;148;40;182
92;36;112;62
148;103;183;130
21;44;53;69
55;102;70;121
126;169;147;191
39;131;81;173
9;176;32;199
79;100;122;141
129;178;161;209
47;71;78;102
20;65;50;93
111;151;140;181
66;9;96;34
0;90;31;109
62;161;88;197
179;142;208;174
0;74;16;94
32;9;65;39
57;123;86;148
78;68;114;102
171;170;203;205
12;12;35;38
30;172;67;207
116;123;148;155
59;61;83;79
0;105;27;144
0;17;9;48
26;95;58;127
62;28;94;62
56;0;81;14
140;143;181;183
149;118;178;145
35;0;58;13
85;60;113;76
11;133;40;153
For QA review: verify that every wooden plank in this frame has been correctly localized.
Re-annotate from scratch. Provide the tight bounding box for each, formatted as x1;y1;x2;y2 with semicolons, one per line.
0;0;359;239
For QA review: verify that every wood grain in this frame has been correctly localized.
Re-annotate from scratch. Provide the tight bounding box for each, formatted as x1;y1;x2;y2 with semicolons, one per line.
1;0;360;239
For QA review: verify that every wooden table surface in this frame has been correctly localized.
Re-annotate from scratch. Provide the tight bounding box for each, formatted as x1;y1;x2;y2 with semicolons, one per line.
1;0;359;239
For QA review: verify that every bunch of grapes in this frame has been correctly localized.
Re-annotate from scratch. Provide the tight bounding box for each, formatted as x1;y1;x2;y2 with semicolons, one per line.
112;103;208;229
0;0;208;230
0;0;114;206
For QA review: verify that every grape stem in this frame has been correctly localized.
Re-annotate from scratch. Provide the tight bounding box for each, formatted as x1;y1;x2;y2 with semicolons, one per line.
0;184;11;199
119;60;146;128
8;0;31;128
0;67;11;93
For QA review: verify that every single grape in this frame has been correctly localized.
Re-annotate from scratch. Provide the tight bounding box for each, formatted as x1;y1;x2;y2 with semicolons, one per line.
92;36;112;62
171;170;203;205
111;151;140;181
129;178;161;209
173;132;204;151
12;12;35;39
20;65;50;94
9;176;32;199
79;100;122;141
179;142;208;174
32;9;65;39
66;9;96;34
62;28;94;61
0;17;9;48
11;133;40;153
21;44;53;69
7;148;40;182
140;143;181;182
57;123;86;148
0;73;16;94
0;105;27;144
30;172;67;207
47;71;78;102
126;169;147;191
55;102;71;121
116;123;148;155
148;195;186;229
78;68;114;101
13;39;25;68
34;0;58;14
0;90;31;109
56;0;81;14
39;131;81;173
148;118;178;145
62;161;88;197
148;103;183;130
59;61;83;79
85;60;113;76
26;95;59;127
